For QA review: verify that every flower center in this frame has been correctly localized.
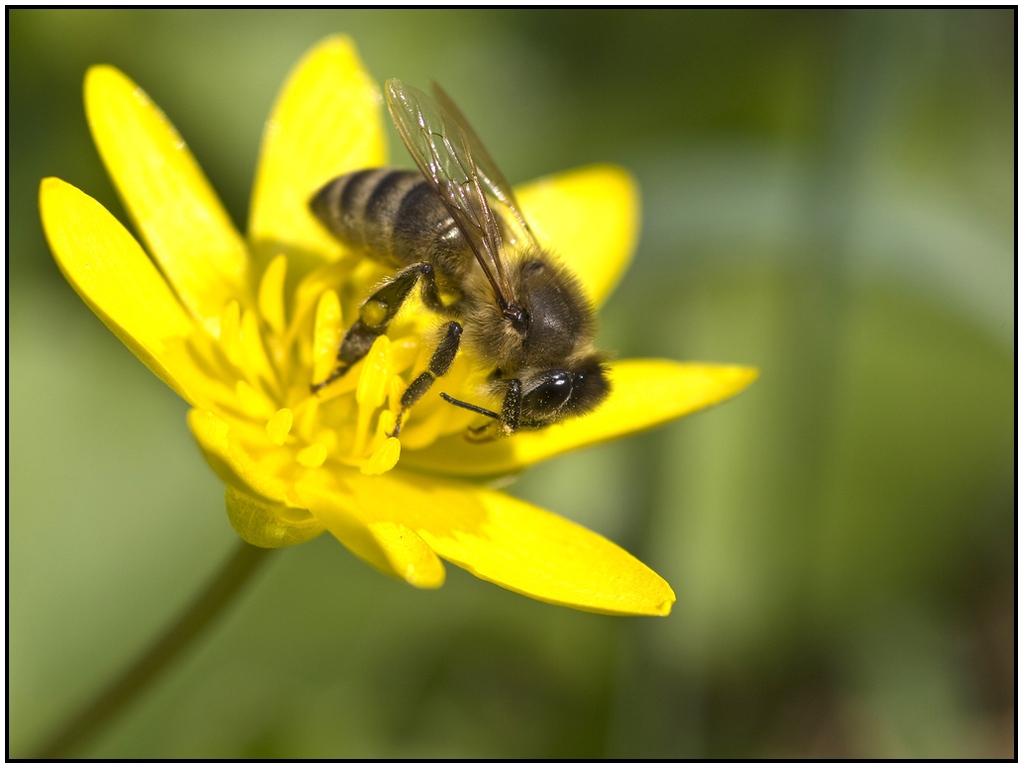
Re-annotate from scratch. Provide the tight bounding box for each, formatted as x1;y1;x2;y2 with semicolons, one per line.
193;253;480;478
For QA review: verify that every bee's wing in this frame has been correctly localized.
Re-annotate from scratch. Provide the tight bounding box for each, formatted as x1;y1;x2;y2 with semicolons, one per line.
385;79;517;310
430;82;539;250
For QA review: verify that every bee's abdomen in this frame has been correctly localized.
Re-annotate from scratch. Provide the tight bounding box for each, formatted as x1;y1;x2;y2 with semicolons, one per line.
311;169;467;277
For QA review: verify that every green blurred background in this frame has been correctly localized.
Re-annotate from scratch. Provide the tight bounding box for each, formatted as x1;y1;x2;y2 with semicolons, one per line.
9;9;1014;758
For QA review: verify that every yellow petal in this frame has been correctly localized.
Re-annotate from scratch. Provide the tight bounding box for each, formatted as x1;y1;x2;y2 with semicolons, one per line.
297;479;446;588
367;520;446;588
248;36;386;267
39;178;207;406
225;484;324;548
85;66;250;334
403;360;759;477
516;165;640;307
340;470;674;616
188;408;296;506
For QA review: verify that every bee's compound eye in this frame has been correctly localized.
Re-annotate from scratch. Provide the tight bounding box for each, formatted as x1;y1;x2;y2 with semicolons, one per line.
524;371;573;412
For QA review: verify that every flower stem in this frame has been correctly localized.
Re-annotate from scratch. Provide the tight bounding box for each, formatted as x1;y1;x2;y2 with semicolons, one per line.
31;540;274;758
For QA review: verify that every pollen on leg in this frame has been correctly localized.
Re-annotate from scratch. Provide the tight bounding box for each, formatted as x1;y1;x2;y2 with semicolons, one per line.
362;298;389;328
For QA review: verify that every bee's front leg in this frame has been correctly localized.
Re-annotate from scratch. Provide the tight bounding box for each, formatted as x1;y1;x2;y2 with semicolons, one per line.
470;372;578;438
496;378;523;436
391;320;463;437
439;379;523;441
463;379;523;440
312;262;443;393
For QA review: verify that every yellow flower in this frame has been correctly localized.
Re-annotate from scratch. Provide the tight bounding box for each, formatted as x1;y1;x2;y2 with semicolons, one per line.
39;36;756;616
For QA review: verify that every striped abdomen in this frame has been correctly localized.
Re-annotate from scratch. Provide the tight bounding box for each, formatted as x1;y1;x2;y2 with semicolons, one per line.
311;169;471;285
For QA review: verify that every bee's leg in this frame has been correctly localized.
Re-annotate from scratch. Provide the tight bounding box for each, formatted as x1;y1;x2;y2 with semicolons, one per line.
312;262;443;393
391;321;463;437
437;377;527;440
496;379;523;436
448;378;523;441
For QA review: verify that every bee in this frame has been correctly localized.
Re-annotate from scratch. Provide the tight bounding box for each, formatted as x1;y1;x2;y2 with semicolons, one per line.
310;79;610;439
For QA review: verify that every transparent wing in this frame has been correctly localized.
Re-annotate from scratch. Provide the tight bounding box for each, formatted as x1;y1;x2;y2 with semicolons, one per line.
385;79;523;310
430;82;539;250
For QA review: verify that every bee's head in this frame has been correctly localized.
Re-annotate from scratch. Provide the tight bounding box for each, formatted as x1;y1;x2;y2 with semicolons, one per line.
441;354;610;440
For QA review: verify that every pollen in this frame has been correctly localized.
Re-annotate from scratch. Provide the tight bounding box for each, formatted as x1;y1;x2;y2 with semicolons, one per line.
362;298;389;328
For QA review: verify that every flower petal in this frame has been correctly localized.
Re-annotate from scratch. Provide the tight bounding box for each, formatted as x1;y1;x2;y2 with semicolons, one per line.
85;66;251;333
225;484;324;548
248;36;386;267
188;408;302;508
402;360;759;477
296;479;446;589
39;178;207;406
337;470;674;616
516;165;640;307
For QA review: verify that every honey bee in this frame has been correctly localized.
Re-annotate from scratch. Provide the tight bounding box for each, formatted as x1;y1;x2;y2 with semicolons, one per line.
310;79;610;439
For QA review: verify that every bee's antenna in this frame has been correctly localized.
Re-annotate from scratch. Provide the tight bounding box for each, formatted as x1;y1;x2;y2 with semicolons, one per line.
439;392;499;421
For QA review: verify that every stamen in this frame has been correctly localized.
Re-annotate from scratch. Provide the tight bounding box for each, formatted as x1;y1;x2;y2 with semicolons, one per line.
378;407;397;437
219;300;242;366
314;427;339;454
361;436;401;475
236;380;270;418
296;443;327;468
288;258;358;348
257;254;288;336
291;393;320;439
390;336;422;373
240;309;278;391
312;289;343;387
352;336;393;458
356;335;393;408
387;374;406;415
266;408;293;445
